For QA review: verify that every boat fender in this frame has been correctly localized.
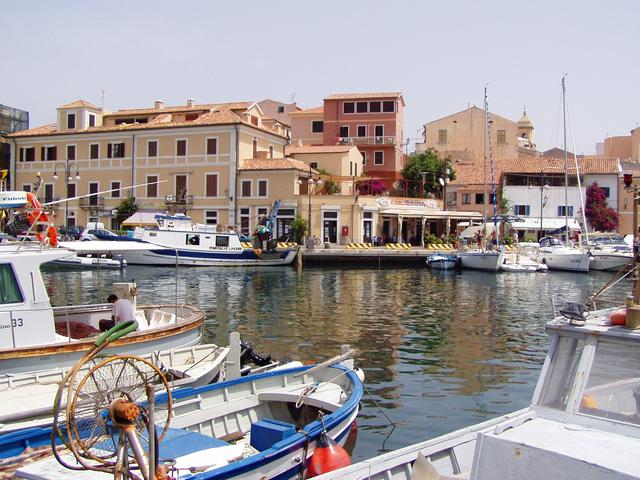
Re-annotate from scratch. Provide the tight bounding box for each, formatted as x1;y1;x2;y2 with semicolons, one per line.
46;225;58;247
608;308;626;326
306;431;351;477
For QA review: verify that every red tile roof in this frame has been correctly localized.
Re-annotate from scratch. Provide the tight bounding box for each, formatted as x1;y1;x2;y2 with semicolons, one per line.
325;92;403;100
239;157;316;173
109;102;252;117
58;99;99;109
289;106;324;115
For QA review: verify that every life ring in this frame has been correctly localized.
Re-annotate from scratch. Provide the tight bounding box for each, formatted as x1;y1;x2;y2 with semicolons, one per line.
25;192;50;226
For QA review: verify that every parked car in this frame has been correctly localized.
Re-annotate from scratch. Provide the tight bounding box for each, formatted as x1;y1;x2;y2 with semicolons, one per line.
80;228;118;241
58;225;83;240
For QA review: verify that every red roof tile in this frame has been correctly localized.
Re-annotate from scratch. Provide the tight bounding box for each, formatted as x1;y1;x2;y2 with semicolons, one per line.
239;157;316;173
286;145;358;155
58;99;99;109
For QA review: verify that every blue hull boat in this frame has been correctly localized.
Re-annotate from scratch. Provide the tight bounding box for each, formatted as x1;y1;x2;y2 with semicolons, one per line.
426;253;458;270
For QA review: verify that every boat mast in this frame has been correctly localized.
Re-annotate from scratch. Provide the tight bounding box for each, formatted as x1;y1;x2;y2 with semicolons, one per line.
483;87;488;236
562;76;569;245
484;87;499;245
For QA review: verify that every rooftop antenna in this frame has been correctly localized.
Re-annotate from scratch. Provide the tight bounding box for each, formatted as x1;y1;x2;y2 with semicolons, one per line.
100;89;107;109
290;92;296;104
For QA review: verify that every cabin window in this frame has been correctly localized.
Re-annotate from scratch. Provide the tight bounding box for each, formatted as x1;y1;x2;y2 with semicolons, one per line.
186;234;200;246
538;336;585;410
215;236;229;247
577;339;640;422
0;264;23;304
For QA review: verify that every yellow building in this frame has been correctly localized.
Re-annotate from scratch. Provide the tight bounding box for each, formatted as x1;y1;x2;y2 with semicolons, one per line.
8;99;290;231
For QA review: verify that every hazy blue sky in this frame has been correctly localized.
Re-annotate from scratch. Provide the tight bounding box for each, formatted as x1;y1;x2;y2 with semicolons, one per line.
4;0;638;154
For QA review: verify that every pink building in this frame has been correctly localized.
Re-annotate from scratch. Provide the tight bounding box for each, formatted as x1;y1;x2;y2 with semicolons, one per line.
291;92;406;181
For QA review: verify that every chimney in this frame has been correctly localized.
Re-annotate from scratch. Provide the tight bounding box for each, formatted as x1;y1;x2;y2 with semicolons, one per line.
154;100;164;109
187;98;195;108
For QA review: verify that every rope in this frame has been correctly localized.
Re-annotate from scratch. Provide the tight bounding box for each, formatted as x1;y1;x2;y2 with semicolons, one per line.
361;381;396;427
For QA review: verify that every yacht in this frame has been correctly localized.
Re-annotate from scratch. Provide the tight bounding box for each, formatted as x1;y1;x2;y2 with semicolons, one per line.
538;236;590;272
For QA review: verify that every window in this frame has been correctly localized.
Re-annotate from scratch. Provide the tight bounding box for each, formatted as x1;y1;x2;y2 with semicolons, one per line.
356;101;368;113
185;113;198;121
108;143;125;158
258;180;267;197
362;152;367;165
67;113;76;129
461;193;471;204
475;193;484;204
19;147;35;162
312;121;324;133
22;184;31;192
146;175;158;197
310;162;318;169
205;210;218;225
375;125;384;142
66;145;76;161
513;204;530;215
205;174;218;197
269;145;274;158
147;141;158;157
206;138;217;155
497;130;506;145
277;106;285;113
44;184;53;204
186;234;200;246
343;102;355;114
350;162;353;176
438;130;447;144
258;207;268;220
241;180;252;197
90;144;99;159
357;125;366;137
67;183;76;199
0;264;23;304
111;181;121;198
558;206;574;216
240;207;250;235
601;187;610;198
382;101;395;113
374;151;384;165
252;139;258;157
88;114;96;127
216;236;230;247
339;126;349;138
176;139;187;156
41;146;57;161
369;101;381;113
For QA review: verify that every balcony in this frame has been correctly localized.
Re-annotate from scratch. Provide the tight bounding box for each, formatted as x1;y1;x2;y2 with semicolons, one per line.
337;136;396;146
164;194;193;214
78;196;105;210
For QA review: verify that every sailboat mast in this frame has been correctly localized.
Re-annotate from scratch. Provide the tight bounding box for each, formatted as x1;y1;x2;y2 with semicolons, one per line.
483;87;488;230
562;76;569;245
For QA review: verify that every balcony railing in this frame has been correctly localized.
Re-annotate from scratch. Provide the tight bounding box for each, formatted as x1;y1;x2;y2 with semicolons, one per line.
337;136;396;146
78;196;105;209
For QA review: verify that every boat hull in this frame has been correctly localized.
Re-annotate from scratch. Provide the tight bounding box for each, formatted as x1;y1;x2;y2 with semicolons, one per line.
457;249;505;271
426;254;457;270
120;247;298;267
540;251;590;272
589;252;632;271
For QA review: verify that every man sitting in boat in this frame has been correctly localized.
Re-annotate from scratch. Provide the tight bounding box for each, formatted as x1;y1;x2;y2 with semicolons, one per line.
99;294;135;331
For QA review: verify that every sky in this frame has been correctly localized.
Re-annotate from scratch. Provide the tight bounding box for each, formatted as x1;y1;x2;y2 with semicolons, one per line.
3;0;639;155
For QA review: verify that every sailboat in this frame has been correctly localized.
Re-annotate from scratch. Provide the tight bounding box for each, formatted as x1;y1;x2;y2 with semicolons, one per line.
538;77;591;272
457;87;505;272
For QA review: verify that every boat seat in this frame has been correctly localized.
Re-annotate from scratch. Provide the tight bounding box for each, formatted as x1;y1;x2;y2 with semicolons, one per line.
249;418;296;451
160;427;229;458
160;311;176;325
149;309;164;328
134;310;150;331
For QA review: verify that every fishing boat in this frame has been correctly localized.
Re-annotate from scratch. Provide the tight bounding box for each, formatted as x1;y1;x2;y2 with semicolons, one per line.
45;253;127;269
457;88;505;272
1;348;364;480
0;245;205;375
426;253;458;271
80;212;299;267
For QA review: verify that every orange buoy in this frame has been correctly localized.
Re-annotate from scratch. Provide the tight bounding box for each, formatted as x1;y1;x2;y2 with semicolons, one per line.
608;308;626;326
307;431;351;477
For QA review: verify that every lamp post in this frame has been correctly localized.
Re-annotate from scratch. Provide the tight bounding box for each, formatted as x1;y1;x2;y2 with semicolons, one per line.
298;166;322;247
53;160;80;229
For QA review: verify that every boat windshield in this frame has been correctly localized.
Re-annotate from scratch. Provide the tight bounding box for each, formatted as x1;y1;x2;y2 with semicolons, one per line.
539;335;640;425
539;237;564;248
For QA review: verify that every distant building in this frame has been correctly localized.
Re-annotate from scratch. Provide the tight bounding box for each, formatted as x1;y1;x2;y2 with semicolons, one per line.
602;129;640;162
291;92;406;181
416;106;537;163
0;104;29;188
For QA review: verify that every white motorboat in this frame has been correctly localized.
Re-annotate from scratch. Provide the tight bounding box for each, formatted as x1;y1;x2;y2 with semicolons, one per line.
539;236;591;272
313;305;640;480
1;353;364;480
501;252;547;272
457;247;505;272
426;253;458;270
81;214;299;267
46;253;126;269
0;244;205;375
585;234;633;271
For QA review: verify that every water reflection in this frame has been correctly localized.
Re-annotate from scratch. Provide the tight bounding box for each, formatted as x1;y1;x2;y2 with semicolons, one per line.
43;265;631;461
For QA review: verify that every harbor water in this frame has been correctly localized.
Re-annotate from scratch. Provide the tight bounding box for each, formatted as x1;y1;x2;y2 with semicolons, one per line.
43;265;630;462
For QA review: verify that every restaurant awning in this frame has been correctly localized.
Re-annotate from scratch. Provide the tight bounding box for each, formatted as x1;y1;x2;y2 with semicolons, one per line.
507;217;581;231
378;207;483;219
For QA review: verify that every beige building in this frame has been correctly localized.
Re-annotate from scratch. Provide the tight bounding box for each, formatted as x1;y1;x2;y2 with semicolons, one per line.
604;129;640;162
416;106;536;163
8;99;291;232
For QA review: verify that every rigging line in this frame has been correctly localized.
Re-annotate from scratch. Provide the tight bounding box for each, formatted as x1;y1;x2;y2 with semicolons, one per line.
565;97;589;244
360;381;396;427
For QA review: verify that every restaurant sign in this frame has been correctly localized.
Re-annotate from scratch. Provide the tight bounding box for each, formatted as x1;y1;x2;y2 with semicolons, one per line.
376;196;439;209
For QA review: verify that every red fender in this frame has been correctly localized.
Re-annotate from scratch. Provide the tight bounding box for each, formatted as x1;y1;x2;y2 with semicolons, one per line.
307;432;351;477
47;225;59;247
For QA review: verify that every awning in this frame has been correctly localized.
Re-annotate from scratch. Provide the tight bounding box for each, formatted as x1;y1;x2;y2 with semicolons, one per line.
378;207;483;219
121;211;163;227
459;224;496;238
507;217;581;231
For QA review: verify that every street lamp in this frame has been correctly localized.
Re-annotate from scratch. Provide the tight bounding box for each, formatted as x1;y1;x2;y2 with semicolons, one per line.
53;160;80;229
298;166;322;247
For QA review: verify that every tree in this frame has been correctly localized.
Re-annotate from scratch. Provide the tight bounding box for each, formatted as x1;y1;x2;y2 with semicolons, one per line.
585;182;618;232
290;215;307;244
401;149;455;198
114;196;138;230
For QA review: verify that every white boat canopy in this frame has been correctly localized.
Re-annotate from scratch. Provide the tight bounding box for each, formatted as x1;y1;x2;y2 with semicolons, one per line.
122;211;164;227
508;217;581;231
